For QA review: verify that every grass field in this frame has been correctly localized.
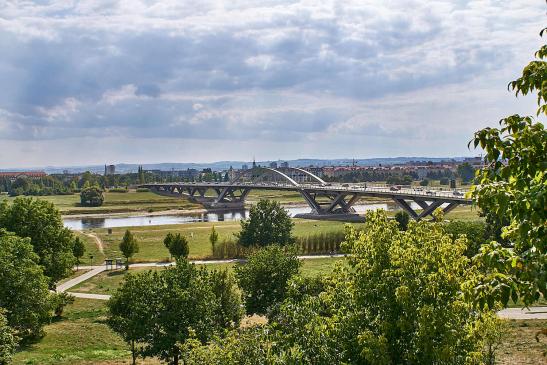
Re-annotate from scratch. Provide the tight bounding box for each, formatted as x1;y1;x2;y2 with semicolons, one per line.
12;298;546;365
0;191;201;215
71;257;343;295
82;219;355;263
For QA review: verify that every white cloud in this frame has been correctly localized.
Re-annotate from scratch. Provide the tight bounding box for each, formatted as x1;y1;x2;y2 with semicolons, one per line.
0;0;545;166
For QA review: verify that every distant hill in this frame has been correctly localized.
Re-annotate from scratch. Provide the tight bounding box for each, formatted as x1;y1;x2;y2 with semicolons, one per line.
1;156;471;174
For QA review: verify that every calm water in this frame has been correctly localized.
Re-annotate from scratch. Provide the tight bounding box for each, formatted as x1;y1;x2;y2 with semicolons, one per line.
63;202;419;230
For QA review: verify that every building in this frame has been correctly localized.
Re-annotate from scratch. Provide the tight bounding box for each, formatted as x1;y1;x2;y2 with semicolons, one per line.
269;161;278;169
280;161;289;168
104;165;116;176
0;171;47;181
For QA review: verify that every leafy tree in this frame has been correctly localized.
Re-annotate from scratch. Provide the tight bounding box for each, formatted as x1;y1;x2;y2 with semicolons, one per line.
168;234;189;259
143;262;220;365
0;310;17;365
209;226;219;252
235;245;301;315
163;232;174;260
72;237;85;270
469;28;546;306
419;178;429;186
208;269;244;329
119;230;139;270
108;270;159;365
51;292;75;318
0;230;52;340
330;211;494;363
0;197;75;286
80;186;104;207
394;210;410;231
457;162;475;183
238;200;294;247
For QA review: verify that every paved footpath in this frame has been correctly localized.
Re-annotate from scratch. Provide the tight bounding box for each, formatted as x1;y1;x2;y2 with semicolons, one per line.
60;257;547;320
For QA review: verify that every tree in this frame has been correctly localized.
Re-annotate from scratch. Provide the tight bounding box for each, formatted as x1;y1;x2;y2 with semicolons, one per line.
108;270;159;365
238;200;294;247
394;210;410;231
0;197;75;286
164;232;174;260
72;237;85;270
235;245;301;315
0;230;52;340
209;226;219;252
168;234;189;259
208;269;244;329
80;186;104;207
119;230;139;270
328;211;495;363
0;310;17;365
457;162;475;183
419;178;429;186
469;28;546;306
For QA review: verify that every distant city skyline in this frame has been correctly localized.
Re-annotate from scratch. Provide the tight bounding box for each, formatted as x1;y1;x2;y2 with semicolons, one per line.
0;1;545;167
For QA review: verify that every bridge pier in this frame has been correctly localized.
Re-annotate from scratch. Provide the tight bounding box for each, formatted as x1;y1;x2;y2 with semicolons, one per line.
392;197;463;221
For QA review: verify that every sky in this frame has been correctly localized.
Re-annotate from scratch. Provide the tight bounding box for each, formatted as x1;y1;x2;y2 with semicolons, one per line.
0;0;545;168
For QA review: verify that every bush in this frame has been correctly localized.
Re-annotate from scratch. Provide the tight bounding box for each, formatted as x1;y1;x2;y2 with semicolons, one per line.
136;187;150;192
296;231;345;254
80;186;104;207
238;200;294;247
419;179;429;186
109;187;128;193
394;210;410;231
211;238;251;259
439;177;450;185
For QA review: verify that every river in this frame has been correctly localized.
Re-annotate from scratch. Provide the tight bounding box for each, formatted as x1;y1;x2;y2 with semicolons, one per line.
63;202;418;230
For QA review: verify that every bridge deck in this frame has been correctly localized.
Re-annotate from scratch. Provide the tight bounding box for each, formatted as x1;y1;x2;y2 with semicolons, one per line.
144;182;471;204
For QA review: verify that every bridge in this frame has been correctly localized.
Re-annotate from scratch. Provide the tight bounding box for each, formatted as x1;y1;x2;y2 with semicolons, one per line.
142;167;472;221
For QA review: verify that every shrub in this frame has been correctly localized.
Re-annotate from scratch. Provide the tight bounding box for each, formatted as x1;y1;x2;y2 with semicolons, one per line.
109;187;128;193
136;187;150;192
80;186;104;207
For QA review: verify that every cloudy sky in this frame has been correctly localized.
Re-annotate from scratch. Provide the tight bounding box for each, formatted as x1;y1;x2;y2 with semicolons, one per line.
0;1;545;167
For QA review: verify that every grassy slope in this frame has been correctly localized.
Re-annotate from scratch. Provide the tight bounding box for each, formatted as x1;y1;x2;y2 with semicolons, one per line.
71;258;343;295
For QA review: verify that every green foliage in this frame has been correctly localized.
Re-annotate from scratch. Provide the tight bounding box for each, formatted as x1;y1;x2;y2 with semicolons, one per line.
0;230;53;340
332;210;488;363
208;269;244;329
394;210;410;231
119;230;139;269
419;178;429;186
0;309;17;365
295;230;345;254
51;292;75;318
107;270;159;365
235;245;301;316
108;261;236;365
469;27;546;307
108;187;128;193
211;238;250;259
443;220;489;257
457;162;475;183
135;187;150;192
80;186;104;207
168;234;189;259
72;237;85;268
238;200;295;247
0;197;75;285
209;226;219;251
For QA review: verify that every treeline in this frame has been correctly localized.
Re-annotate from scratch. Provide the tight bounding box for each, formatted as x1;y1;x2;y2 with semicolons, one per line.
0;197;86;363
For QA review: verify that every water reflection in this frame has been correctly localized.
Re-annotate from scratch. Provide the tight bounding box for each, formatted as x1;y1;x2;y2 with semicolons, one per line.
64;202;420;230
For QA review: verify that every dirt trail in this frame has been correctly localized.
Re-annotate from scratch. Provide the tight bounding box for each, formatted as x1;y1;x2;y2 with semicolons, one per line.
83;232;104;253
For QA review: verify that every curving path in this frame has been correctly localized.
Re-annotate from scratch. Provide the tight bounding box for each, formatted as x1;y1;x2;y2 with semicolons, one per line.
59;258;547;320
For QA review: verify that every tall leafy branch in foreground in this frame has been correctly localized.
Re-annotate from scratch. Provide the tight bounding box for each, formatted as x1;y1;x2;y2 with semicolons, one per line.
469;28;546;306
